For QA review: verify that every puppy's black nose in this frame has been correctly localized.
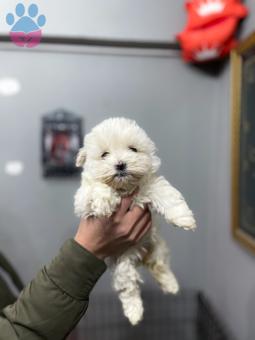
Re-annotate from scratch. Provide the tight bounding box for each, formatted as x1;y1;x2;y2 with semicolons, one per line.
115;162;127;171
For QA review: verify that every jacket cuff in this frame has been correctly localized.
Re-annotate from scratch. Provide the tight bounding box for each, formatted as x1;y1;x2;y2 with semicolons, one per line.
46;239;107;300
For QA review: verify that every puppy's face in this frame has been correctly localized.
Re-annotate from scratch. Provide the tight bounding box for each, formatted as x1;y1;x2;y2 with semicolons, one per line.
76;118;160;191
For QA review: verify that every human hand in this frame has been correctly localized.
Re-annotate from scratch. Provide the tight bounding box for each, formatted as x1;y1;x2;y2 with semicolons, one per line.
74;195;152;260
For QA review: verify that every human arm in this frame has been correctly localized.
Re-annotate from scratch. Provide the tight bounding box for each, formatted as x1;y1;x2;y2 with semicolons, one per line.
0;195;151;340
0;239;106;340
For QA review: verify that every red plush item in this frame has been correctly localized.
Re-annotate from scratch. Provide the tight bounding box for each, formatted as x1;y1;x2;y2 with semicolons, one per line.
177;0;248;63
185;0;248;29
177;16;238;61
181;35;237;62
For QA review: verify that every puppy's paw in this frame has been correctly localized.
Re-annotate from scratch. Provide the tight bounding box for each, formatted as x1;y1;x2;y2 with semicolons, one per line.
173;215;197;231
124;298;144;326
132;195;150;209
91;187;121;217
74;187;90;218
161;272;180;294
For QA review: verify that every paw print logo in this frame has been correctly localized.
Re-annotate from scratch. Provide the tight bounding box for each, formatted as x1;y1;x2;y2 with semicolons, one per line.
6;3;46;48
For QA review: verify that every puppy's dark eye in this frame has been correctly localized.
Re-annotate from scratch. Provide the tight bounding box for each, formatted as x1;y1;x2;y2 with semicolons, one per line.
101;151;110;158
129;146;138;153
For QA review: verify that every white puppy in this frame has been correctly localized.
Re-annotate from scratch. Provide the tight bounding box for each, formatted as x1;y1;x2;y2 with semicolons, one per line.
74;117;196;325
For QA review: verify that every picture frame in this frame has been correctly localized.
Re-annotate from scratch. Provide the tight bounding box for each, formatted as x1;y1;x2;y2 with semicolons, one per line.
231;32;255;254
42;109;83;177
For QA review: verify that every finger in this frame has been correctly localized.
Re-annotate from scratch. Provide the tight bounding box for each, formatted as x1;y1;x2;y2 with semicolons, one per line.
117;188;139;215
126;209;150;236
135;220;152;242
114;196;134;219
126;204;149;223
129;210;151;239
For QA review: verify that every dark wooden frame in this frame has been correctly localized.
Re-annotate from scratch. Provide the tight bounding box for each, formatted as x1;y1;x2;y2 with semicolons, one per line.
231;32;255;255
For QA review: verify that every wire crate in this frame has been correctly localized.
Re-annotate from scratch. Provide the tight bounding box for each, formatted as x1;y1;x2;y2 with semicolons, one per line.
75;290;234;340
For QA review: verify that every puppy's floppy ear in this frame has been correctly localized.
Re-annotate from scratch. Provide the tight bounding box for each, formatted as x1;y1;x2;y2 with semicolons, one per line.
76;147;86;167
151;155;161;173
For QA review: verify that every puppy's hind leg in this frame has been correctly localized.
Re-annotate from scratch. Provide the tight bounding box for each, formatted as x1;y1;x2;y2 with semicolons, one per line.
145;236;179;294
112;257;144;326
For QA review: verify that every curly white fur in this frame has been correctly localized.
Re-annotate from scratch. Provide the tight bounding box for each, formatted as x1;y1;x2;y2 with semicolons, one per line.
74;117;196;325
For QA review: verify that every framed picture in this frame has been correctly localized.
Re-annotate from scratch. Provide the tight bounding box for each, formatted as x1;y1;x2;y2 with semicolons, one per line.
42;109;83;177
231;32;255;254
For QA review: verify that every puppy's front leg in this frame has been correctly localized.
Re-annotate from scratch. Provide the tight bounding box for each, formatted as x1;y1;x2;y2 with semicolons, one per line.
148;176;196;230
74;183;120;218
90;184;121;217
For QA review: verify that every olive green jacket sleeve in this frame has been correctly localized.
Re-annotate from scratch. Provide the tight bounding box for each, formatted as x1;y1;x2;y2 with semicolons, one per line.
0;239;107;340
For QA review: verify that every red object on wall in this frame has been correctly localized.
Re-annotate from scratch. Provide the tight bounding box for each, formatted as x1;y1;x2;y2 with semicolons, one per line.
177;0;248;62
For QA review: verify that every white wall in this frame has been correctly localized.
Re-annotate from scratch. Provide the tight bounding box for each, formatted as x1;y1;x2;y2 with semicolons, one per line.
204;3;255;340
0;0;185;41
